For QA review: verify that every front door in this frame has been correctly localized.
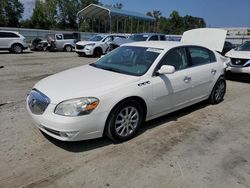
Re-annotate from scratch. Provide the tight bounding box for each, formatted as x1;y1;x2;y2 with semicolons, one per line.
151;47;193;116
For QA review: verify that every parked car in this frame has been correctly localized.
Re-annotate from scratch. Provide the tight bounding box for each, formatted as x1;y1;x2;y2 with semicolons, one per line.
46;33;78;52
27;28;227;142
75;34;126;57
129;33;167;41
30;38;48;51
0;30;28;53
221;41;236;55
106;33;167;53
225;41;250;79
106;37;133;53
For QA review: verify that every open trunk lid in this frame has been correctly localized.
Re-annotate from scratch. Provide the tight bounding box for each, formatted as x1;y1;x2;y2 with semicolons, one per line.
181;28;227;53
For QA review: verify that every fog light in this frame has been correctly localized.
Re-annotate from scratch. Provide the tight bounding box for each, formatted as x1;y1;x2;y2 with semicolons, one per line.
60;131;79;138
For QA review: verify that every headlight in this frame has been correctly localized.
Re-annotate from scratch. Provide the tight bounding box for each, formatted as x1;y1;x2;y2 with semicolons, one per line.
54;97;99;117
243;60;250;67
84;44;95;50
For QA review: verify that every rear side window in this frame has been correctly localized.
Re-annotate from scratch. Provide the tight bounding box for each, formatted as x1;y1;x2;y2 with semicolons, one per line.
188;47;216;66
0;32;19;38
63;34;74;39
148;35;159;41
160;35;166;41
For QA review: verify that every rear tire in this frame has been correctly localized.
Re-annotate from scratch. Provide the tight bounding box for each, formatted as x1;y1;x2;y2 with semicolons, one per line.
209;77;226;104
11;44;23;54
105;100;144;142
65;45;72;52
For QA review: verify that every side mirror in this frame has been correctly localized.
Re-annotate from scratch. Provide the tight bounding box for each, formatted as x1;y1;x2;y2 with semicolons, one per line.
157;65;175;75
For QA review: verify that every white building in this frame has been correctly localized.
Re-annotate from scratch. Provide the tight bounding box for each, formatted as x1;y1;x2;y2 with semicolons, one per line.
223;27;250;36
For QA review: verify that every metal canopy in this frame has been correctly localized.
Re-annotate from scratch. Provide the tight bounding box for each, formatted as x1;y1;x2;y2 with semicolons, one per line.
77;4;155;21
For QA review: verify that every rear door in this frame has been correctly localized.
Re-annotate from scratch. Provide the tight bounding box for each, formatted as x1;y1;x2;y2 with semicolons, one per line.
185;46;219;100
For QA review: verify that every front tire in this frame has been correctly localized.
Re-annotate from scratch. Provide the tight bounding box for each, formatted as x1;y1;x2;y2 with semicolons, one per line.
105;100;144;142
209;77;226;104
93;48;102;57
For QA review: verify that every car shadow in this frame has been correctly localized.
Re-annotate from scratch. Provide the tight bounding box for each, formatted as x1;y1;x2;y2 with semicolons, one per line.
138;100;208;136
43;100;209;153
226;74;250;83
0;51;33;55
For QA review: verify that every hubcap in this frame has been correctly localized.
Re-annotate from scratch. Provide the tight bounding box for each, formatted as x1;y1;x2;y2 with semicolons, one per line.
14;45;22;53
66;46;71;52
115;106;139;137
215;80;225;101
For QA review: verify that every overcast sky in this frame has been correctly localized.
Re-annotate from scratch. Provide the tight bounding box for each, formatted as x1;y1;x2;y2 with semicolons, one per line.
20;0;250;27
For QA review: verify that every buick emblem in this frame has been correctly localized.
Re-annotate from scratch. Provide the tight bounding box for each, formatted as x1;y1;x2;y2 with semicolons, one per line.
31;99;36;107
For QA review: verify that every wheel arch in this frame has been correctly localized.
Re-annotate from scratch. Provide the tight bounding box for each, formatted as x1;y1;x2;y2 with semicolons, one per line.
94;46;103;54
63;43;73;49
103;96;148;135
11;42;24;49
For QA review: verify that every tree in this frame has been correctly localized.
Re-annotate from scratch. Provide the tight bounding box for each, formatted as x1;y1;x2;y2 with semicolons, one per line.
30;0;47;29
113;2;123;9
0;0;24;27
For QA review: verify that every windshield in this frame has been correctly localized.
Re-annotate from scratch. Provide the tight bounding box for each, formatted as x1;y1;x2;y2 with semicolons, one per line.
129;34;148;41
91;46;162;76
89;35;104;41
235;41;250;51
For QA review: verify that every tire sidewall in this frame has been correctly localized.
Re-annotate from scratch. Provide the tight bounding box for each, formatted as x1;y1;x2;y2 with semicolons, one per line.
94;48;102;57
12;44;23;54
210;77;226;104
65;45;72;52
106;100;144;142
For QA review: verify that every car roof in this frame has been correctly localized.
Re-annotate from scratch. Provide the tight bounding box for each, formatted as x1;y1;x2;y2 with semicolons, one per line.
0;30;19;34
123;41;208;51
132;33;165;36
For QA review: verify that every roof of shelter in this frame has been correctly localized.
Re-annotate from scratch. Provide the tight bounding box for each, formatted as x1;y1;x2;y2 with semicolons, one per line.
77;4;155;22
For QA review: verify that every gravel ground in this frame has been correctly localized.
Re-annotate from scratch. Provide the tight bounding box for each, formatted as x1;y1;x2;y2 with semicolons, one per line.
0;51;249;188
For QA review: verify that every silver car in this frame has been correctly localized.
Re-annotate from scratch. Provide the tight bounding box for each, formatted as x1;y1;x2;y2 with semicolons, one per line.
47;33;77;52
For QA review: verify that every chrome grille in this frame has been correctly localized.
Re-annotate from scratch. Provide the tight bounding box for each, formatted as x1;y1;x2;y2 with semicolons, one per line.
76;45;84;50
28;89;50;115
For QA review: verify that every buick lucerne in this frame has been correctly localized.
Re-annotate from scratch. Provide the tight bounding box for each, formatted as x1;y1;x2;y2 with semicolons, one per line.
27;29;227;142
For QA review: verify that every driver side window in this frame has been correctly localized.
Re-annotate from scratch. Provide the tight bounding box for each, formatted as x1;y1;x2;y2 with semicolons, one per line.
160;48;188;71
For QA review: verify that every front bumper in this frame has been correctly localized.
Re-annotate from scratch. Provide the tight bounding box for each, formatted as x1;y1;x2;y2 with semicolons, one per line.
26;98;108;141
226;66;250;74
75;47;94;56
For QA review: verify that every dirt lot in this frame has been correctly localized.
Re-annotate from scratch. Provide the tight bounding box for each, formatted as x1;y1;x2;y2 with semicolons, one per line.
0;51;249;188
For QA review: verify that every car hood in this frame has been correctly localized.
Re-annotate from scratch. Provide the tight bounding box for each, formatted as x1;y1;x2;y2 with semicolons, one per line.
225;49;250;59
76;41;97;46
34;65;140;104
181;28;227;53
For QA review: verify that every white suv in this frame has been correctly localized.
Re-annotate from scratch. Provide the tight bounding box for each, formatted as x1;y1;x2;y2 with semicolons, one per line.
75;34;126;57
0;31;28;53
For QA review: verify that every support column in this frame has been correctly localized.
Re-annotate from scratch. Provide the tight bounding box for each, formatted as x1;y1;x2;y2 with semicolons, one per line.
137;19;139;33
130;18;132;34
117;17;119;33
109;16;112;34
124;18;126;33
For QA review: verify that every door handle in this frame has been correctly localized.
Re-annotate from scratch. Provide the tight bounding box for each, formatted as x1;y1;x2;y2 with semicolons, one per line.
211;69;217;75
184;76;191;83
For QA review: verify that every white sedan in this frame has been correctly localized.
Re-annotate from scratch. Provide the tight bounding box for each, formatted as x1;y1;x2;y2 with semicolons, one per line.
27;30;227;142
